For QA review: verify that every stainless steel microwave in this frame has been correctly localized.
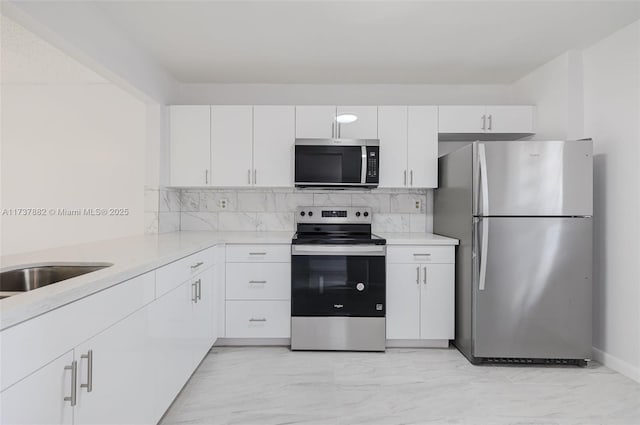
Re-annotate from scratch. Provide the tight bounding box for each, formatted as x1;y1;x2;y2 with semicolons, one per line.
294;139;380;188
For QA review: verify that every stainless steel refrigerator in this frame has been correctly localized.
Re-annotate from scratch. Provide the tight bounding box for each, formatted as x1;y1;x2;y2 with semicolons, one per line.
434;140;593;365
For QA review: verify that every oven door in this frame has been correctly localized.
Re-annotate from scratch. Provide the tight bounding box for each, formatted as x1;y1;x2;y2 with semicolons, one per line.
291;245;386;317
295;140;377;187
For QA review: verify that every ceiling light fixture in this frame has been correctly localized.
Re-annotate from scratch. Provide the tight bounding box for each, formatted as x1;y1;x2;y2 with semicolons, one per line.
336;114;358;124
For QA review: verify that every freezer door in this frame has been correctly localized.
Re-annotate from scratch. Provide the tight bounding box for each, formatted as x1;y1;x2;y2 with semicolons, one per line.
474;140;593;216
473;217;592;360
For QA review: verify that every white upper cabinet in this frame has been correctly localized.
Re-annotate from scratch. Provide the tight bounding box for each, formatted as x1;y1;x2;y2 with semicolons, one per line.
253;106;295;187
438;105;535;137
295;105;336;138
378;106;438;189
408;106;438;188
169;105;211;186
438;105;487;133
486;105;535;133
336;106;378;139
211;106;253;187
378;106;408;188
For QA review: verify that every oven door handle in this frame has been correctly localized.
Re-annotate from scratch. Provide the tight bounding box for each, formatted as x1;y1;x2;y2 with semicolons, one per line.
292;245;386;256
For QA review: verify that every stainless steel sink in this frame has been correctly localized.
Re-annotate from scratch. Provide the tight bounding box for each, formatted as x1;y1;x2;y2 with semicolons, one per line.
0;263;113;299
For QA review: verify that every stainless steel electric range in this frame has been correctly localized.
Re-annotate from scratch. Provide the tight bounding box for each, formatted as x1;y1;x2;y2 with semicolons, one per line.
290;206;386;352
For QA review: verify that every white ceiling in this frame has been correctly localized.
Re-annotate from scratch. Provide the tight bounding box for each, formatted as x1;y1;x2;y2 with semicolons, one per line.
94;1;640;84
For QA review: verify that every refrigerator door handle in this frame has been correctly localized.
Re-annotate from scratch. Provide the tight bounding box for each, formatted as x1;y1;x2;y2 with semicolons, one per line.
478;143;489;291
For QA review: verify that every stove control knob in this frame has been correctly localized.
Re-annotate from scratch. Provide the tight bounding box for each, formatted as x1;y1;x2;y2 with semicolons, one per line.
355;211;361;217
363;211;369;217
356;282;365;291
308;211;313;217
300;211;305;216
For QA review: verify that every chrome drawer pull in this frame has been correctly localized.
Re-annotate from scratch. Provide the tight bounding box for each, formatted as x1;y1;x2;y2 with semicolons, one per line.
64;360;77;406
80;350;93;392
249;318;267;322
249;252;267;256
249;280;267;284
413;253;431;256
191;261;204;269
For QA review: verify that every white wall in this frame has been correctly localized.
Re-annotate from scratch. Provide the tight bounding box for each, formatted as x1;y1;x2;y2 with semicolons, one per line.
174;83;514;105
1;17;147;255
511;50;584;140
582;20;640;381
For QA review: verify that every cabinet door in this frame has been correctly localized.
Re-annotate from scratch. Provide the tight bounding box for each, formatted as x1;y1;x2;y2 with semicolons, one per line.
386;264;421;339
336;106;378;139
0;351;74;425
378;106;408;188
420;264;455;340
170;106;211;186
147;280;194;420
253;106;295;187
295;106;336;138
211;106;253;186
407;106;438;188
74;307;154;425
486;106;534;134
438;105;486;133
192;267;215;367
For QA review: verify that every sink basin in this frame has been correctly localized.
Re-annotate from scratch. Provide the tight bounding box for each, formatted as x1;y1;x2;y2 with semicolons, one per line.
0;263;113;299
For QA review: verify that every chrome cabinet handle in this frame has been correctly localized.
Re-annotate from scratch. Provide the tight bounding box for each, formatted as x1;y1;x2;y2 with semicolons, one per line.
423;267;427;284
410;170;413;186
191;261;204;270
80;350;93;393
196;279;202;301
64;360;77;406
248;169;251;184
192;281;198;303
488;114;492;131
249;252;266;256
205;169;209;185
253;169;257;185
482;115;486;131
331;122;335;138
249;280;267;284
413;253;431;257
416;266;420;285
404;170;407;186
249;318;267;322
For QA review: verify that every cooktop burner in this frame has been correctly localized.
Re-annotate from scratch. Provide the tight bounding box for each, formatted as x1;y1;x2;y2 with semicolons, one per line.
292;233;386;245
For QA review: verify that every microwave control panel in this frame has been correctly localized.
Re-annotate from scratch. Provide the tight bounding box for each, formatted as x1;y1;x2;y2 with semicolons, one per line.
366;146;379;182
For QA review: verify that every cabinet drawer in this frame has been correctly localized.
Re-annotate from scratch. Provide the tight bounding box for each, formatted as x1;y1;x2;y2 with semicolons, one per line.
225;301;290;338
156;247;215;297
387;245;454;264
226;245;290;263
226;263;291;300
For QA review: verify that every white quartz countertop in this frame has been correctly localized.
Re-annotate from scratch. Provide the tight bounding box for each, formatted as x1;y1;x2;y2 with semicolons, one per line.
0;230;457;331
379;232;459;245
0;231;292;331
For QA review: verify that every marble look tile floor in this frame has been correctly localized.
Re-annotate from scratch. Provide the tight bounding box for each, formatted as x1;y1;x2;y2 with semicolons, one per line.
160;347;640;425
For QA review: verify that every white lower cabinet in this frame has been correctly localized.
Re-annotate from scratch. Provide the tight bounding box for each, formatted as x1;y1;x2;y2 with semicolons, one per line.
74;307;155;425
386;246;455;342
0;351;74;425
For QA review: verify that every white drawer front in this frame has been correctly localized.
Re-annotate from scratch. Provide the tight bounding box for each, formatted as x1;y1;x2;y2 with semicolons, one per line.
156;247;215;297
226;245;290;263
387;245;454;264
226;263;290;300
225;301;290;338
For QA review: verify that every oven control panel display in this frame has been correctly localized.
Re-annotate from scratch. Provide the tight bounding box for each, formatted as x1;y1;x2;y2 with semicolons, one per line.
322;210;347;218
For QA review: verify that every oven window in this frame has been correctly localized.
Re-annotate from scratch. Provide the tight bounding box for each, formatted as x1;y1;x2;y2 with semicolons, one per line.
291;255;385;317
295;146;362;184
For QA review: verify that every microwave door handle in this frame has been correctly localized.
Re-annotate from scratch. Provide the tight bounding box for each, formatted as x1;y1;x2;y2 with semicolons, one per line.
361;146;367;184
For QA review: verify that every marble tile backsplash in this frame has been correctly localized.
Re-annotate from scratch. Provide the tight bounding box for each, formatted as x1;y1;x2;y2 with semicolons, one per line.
146;187;181;234
177;188;433;234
